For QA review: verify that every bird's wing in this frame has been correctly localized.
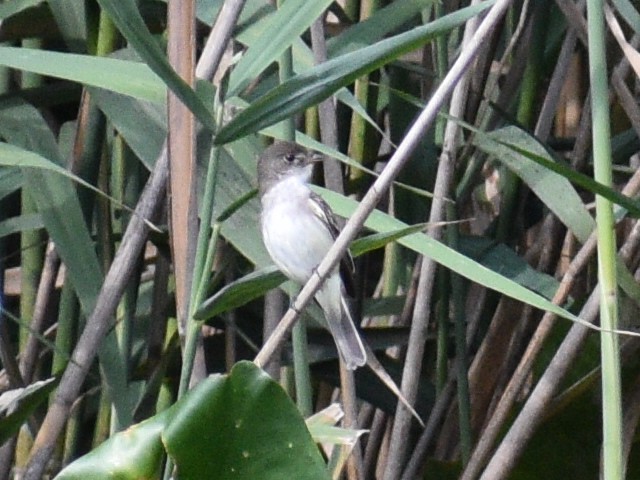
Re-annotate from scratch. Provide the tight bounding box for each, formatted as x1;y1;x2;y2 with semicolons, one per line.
308;191;356;292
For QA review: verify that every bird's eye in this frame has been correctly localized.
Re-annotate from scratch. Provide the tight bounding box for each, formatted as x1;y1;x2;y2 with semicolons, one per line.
284;153;296;163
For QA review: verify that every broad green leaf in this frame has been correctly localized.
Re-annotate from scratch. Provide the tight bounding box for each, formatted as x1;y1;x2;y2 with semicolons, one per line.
96;0;216;129
60;362;329;479
228;0;335;96
215;0;496;144
195;266;286;321
163;362;329;480
0;378;58;445
458;236;562;302
0;0;44;20
0;46;165;103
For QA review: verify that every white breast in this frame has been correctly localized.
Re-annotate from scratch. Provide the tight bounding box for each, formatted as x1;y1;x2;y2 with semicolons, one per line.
261;177;335;284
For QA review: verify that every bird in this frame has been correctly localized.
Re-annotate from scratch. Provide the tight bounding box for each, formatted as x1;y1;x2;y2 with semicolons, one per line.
257;141;366;370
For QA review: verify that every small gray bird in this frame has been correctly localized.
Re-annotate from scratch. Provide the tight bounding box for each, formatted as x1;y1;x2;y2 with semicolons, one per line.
257;141;366;370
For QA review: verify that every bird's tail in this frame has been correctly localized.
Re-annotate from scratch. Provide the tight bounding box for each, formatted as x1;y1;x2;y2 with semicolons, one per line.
317;276;366;370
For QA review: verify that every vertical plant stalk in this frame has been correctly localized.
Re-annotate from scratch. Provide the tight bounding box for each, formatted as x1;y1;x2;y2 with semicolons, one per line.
447;204;472;463
19;244;60;383
18;34;45;356
178;0;250;394
434;270;450;393
179;144;221;400
587;0;622;478
167;0;198;339
347;0;381;186
310;17;343;192
168;0;210;417
431;0;450;142
177;0;253;423
16;36;46;473
196;0;247;80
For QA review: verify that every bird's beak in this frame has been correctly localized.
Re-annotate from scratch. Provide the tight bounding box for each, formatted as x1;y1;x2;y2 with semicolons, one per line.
310;152;324;163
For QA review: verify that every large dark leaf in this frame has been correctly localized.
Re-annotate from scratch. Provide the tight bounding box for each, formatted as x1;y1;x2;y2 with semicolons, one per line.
164;362;329;479
57;362;330;480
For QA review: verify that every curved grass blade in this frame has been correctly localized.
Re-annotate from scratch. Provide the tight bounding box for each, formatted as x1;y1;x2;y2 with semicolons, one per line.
473;126;596;243
194;266;287;321
96;0;216;129
350;223;429;257
0;46;165;103
228;0;335;96
475;126;640;219
327;0;435;57
214;0;496;144
0;142;154;228
0;378;59;445
0;213;43;238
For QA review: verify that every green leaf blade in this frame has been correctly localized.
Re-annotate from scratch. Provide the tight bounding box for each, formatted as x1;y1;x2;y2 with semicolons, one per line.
0;46;165;103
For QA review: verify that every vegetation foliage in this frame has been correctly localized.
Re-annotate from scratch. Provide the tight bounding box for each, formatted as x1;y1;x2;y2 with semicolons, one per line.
0;0;638;479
